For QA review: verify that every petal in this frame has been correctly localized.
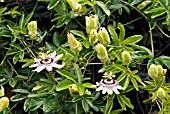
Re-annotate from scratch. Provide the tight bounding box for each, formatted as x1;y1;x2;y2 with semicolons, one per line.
117;86;123;90
102;87;108;94
113;88;120;94
96;82;100;86
33;65;45;72
46;65;53;71
54;54;63;61
50;51;56;58
29;63;39;68
52;63;64;69
96;86;103;91
107;89;113;94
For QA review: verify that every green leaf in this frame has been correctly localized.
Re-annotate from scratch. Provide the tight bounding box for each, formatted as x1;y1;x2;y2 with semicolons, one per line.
145;7;164;14
0;7;7;14
19;13;25;29
19;51;25;60
156;76;165;89
70;30;86;39
82;82;94;88
73;63;83;84
27;92;50;98
83;40;90;48
43;96;58;113
159;56;170;69
12;89;30;94
111;109;123;114
130;77;139;91
123;35;143;45
24;98;32;112
132;75;146;86
60;47;75;56
84;98;94;108
52;31;60;47
10;94;27;102
113;64;127;72
56;69;76;83
6;49;19;55
123;76;130;90
117;72;127;82
82;99;90;113
9;78;17;88
143;98;152;104
78;85;85;96
13;53;20;64
96;1;110;16
47;0;60;10
120;95;134;109
117;95;126;110
10;43;23;50
105;94;115;114
55;80;74;91
151;9;166;18
151;92;157;102
118;23;125;43
107;25;119;43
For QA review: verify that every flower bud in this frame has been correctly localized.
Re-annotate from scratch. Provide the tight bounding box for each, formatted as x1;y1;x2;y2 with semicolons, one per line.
157;88;166;99
69;84;78;94
89;29;98;45
86;15;99;34
66;0;82;12
67;33;82;51
0;86;4;97
162;69;167;76
95;44;108;63
148;64;158;79
0;97;9;112
157;65;163;77
28;21;38;36
97;27;111;46
84;89;91;95
121;51;132;65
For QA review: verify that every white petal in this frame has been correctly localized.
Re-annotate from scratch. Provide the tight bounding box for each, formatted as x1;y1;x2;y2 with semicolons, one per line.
117;86;123;90
46;65;53;71
34;58;41;62
33;65;46;72
102;87;108;94
54;54;63;60
52;63;64;69
107;89;113;94
96;82;100;86
29;63;39;68
113;88;120;94
50;51;56;58
96;86;103;91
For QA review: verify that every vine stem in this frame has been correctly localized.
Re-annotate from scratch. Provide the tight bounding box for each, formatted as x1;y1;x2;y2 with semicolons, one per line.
75;103;78;114
7;59;19;76
121;0;154;55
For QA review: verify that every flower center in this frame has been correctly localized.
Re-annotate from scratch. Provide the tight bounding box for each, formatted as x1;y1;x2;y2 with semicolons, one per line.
40;58;53;64
102;79;115;85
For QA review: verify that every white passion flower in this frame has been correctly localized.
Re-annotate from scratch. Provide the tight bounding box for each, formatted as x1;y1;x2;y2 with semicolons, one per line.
96;79;123;94
29;51;64;72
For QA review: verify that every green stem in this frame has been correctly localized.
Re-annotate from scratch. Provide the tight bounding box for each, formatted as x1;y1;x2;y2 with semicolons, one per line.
75;103;78;114
7;59;19;76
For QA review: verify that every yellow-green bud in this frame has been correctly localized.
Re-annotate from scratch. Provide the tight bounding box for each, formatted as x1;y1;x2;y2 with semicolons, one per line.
162;69;167;76
0;97;9;112
97;27;111;46
66;0;82;12
0;86;4;97
148;64;158;79
89;29;98;45
69;84;78;93
121;51;132;65
27;21;38;36
95;44;108;63
137;0;152;10
84;89;91;95
67;33;82;51
157;65;163;77
86;15;99;34
157;88;166;99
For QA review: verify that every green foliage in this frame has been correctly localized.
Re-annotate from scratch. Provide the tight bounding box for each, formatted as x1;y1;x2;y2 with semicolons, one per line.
0;0;170;114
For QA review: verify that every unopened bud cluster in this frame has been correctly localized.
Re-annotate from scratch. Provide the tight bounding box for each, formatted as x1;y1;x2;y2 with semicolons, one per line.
0;97;9;112
27;21;38;40
157;88;166;99
121;51;132;65
67;33;82;51
148;64;166;80
95;44;108;63
66;0;86;13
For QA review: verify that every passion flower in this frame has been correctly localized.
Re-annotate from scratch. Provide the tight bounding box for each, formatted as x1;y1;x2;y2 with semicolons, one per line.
29;51;64;72
96;79;123;94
